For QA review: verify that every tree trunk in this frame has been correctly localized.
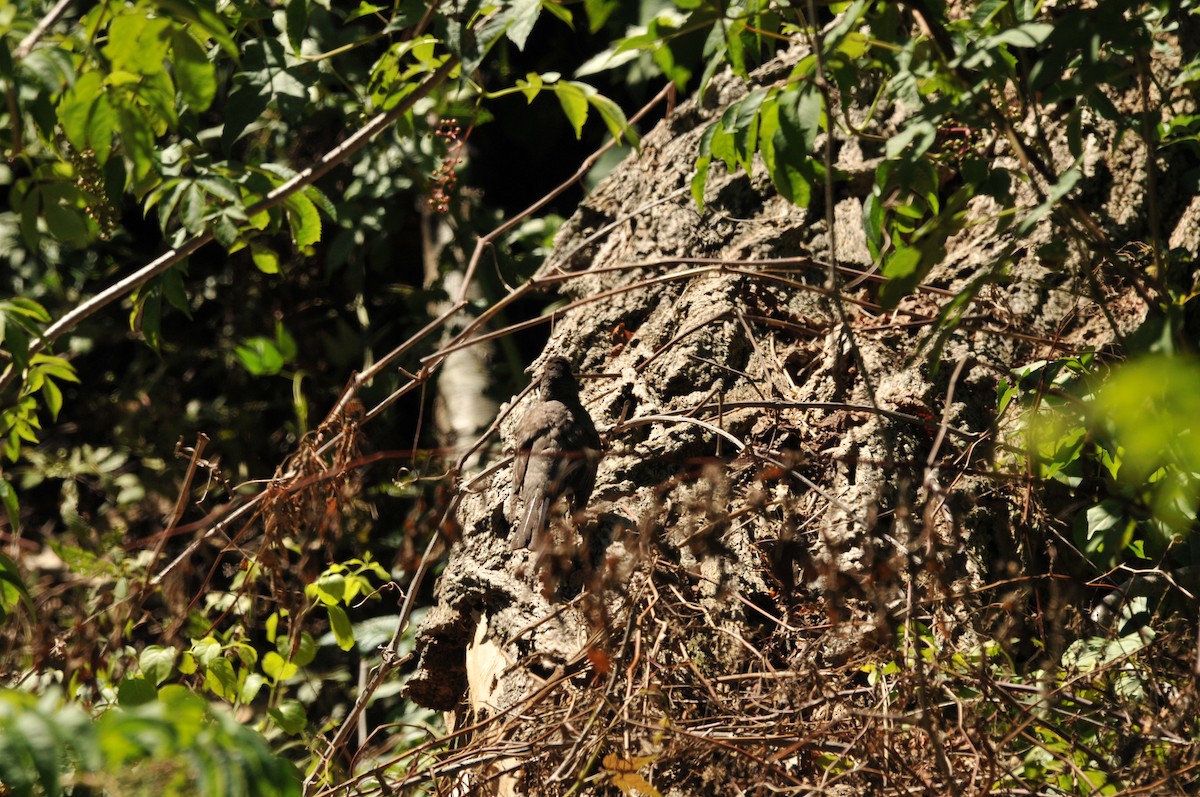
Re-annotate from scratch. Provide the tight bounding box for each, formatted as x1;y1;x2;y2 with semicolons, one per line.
405;38;1172;795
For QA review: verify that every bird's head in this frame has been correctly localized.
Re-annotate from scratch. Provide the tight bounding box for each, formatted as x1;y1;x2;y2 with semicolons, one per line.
539;356;580;400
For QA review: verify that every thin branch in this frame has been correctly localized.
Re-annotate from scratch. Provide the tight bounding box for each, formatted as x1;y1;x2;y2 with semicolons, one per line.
320;81;673;427
456;81;673;304
13;0;74;61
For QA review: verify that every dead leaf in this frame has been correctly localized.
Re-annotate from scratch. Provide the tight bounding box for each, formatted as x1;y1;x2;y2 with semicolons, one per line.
603;753;662;797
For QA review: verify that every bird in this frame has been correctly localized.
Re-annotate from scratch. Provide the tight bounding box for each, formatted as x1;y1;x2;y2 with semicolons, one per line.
509;356;601;551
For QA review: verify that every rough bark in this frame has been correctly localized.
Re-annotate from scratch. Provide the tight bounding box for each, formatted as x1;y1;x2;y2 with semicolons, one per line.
403;38;1182;795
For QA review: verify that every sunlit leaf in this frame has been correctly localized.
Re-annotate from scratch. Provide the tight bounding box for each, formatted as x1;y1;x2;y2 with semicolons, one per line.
283;192;321;249
235;337;285;376
502;0;541;51
327;605;355;651
555;81;590;138
171;28;216;111
58;72;118;165
588;92;638;145
40;378;62;422
583;0;619;32
250;244;280;274
263;651;298;683
204;657;237;700
191;637;222;666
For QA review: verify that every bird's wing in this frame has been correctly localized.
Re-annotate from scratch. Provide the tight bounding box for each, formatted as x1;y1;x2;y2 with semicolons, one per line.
513;404;565;488
510;404;570;550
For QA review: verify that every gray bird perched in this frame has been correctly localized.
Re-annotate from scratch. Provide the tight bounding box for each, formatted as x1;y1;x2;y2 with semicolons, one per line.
509;356;601;551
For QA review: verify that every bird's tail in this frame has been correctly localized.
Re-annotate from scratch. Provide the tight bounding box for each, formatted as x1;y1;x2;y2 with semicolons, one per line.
510;495;552;550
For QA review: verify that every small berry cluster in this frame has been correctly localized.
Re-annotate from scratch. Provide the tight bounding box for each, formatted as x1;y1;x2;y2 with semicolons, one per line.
935;116;986;164
69;146;119;239
428;118;465;214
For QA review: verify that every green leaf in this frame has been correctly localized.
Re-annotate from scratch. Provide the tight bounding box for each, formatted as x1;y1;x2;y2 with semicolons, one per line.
285;0;309;52
221;85;271;151
502;0;541;51
204;656;238;700
41;378;62;422
886;118;938;159
290;632;317;667
282;192;321;249
724;16;747;77
0;479;19;534
29;355;80;383
588;92;637;145
0;551;32;619
878;246;923;309
155;0;237;57
2;298;51;324
275;323;297;361
542;2;572;27
764;84;822;206
721;88;767;171
346;2;387;23
180;182;205;233
58;72;119;166
1073;500;1133;565
262;651;298;683
308;572;346;606
970;0;1007;26
821;0;869;57
117;106;159;193
250;244;280;274
117;677;158;707
196;177;240;205
555;81;590;138
240;672;265;704
41;184;89;245
122;69;179;131
268;700;306;735
988;22;1055;49
130;287;162;350
104;13;173;76
214;212;240;248
327;605;355;652
5;431;22;462
235;337;285;376
777;85;822;158
161;265;191;317
996;378;1018;416
517;71;545;102
691;155;711;211
171;29;217;111
191;636;222;666
583;0;619;32
1033;423;1087;487
233;642;258;670
575;46;639;78
265;612;281;644
303;184;338;222
11;706;62;796
140;645;178;686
